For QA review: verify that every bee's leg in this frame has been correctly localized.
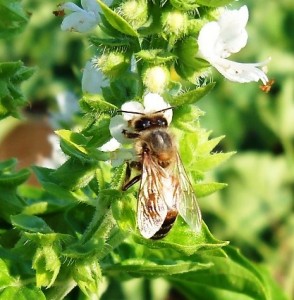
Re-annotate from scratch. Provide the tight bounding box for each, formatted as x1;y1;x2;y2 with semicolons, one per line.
122;174;141;191
122;161;142;191
122;129;140;139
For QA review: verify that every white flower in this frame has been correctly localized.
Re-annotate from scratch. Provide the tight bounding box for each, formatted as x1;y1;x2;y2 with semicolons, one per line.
99;93;172;166
198;5;270;84
50;91;79;129
82;60;109;94
61;0;102;32
39;134;68;169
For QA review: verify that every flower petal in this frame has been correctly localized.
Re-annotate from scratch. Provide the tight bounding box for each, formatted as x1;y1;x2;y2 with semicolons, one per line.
198;6;249;60
61;2;84;12
109;115;132;144
61;11;97;32
99;137;121;152
217;6;249;57
110;148;136;167
212;57;269;84
121;101;144;121
82;61;107;94
81;0;100;17
198;21;221;60
143;93;173;124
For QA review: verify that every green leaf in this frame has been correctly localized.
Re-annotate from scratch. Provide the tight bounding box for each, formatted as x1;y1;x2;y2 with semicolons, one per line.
104;258;211;278
80;94;117;114
0;61;35;119
33;166;95;205
0;286;46;300
50;158;98;190
170;83;215;106
190;152;235;172
0;158;17;172
134;221;228;256
0;168;30;187
11;214;52;234
0;0;28;38
96;0;139;37
195;182;228;198
0;258;15;287
90;25;131;47
194;0;234;7
0;187;23;221
170;246;270;300
56;129;109;161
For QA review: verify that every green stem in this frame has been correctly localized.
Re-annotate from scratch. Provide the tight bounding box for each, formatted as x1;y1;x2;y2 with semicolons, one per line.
80;191;115;244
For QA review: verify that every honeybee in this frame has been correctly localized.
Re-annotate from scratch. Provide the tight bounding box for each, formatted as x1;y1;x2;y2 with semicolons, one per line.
120;108;202;239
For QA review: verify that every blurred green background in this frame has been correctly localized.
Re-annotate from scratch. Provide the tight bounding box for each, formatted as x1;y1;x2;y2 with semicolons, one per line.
0;0;293;299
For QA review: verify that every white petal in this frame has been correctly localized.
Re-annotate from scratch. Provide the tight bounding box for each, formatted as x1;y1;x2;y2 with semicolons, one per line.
81;0;100;16
61;2;84;12
61;11;97;32
110;148;135;167
217;6;249;57
82;61;107;94
198;21;221;60
212;57;269;84
99;138;121;152
198;6;249;60
121;101;144;121
143;93;173;124
109;115;132;144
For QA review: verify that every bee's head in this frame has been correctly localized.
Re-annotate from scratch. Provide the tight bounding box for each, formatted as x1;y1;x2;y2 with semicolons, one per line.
118;107;173;132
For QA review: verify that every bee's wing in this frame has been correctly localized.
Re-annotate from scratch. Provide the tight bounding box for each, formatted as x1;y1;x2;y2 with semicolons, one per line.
175;153;202;233
137;152;172;239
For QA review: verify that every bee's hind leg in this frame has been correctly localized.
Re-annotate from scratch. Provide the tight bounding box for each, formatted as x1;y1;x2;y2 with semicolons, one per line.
122;161;142;191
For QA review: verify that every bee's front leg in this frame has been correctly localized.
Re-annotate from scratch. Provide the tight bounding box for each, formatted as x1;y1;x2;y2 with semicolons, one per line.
122;129;140;139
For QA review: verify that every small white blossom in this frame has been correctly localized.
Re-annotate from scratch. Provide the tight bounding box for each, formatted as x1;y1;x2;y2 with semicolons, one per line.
40;134;68;169
50;91;79;129
82;60;109;94
99;93;172;166
61;0;101;32
198;5;270;84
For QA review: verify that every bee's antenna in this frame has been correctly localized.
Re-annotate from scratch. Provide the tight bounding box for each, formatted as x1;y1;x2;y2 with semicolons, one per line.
155;106;175;114
117;106;174;115
117;110;145;115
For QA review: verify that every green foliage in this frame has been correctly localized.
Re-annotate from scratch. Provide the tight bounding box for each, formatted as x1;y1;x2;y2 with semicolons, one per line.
0;0;291;299
0;0;28;38
0;1;35;119
0;61;35;119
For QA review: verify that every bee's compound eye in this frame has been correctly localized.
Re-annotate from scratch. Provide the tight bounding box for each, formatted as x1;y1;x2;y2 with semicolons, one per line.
135;118;151;131
157;118;167;127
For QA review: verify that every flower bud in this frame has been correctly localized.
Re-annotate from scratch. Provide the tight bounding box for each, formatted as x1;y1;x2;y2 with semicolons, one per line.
117;0;148;29
93;52;130;78
161;10;189;38
142;65;170;94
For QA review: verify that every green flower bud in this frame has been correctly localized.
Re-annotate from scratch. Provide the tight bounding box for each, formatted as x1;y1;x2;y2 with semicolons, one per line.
117;0;148;29
142;65;170;94
170;0;199;10
72;258;102;297
161;10;189;38
93;52;130;78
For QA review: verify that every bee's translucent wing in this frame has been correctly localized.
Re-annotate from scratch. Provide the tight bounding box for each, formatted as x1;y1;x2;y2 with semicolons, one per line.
137;152;174;239
175;153;202;233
